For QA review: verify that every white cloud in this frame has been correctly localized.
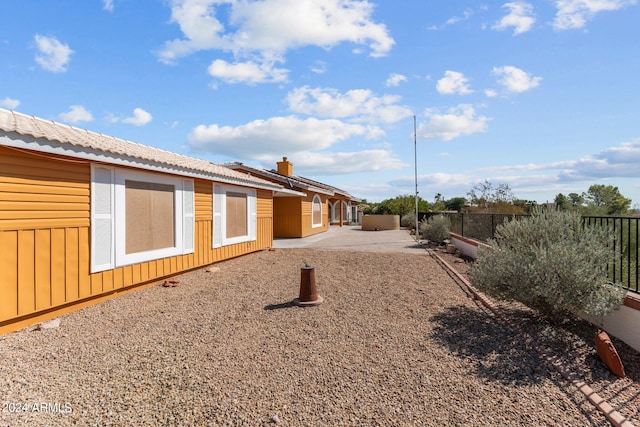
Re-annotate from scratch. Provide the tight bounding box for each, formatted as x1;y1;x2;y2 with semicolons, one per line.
158;0;394;84
310;60;327;74
446;9;474;25
385;73;407;87
59;105;93;123
477;140;640;183
103;0;114;12
418;104;490;141
553;0;637;30
188;116;368;159
429;8;474;31
207;58;288;84
492;65;541;93
112;108;153;126
485;89;498;98
285;86;412;124
562;139;640;179
261;150;407;175
492;2;536;35
34;34;74;73
436;71;473;95
0;97;20;109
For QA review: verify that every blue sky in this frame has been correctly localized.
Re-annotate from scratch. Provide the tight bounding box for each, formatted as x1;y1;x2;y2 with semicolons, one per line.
2;0;639;207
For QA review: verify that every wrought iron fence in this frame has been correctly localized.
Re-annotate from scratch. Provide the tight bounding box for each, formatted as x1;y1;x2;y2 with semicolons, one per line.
584;216;639;293
419;212;640;293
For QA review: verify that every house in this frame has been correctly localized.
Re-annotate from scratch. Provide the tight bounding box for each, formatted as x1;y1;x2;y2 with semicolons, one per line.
226;157;360;238
0;108;296;334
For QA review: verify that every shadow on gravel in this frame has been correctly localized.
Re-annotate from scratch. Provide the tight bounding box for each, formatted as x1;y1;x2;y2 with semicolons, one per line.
429;305;552;386
264;301;295;311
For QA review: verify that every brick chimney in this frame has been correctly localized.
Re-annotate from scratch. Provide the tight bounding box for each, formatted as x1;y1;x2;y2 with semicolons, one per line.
277;156;293;176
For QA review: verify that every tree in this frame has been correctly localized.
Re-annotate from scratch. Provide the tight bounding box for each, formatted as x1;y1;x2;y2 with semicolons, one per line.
568;192;584;209
430;193;446;212
444;197;467;212
555;185;632;216
583;184;631;216
469;209;626;322
466;180;521;213
513;199;537;214
554;193;569;210
373;195;429;216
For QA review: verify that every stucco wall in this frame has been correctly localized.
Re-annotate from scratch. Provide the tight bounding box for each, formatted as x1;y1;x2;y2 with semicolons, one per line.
361;215;400;231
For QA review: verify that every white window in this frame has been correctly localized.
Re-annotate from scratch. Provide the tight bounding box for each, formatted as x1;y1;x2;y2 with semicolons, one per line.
213;184;257;247
90;165;194;273
331;201;340;222
312;195;323;228
343;201;351;222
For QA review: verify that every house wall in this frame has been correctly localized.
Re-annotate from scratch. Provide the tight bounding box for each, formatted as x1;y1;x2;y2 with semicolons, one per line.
273;197;302;237
0;146;273;334
300;193;328;238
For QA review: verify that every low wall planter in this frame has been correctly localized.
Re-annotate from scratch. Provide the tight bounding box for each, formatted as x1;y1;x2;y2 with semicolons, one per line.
361;215;400;231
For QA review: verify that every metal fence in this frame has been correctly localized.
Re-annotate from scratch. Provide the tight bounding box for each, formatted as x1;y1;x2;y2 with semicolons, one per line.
420;212;640;293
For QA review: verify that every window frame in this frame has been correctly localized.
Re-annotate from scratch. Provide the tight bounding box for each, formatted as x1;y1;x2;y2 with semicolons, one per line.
342;201;352;222
213;184;257;247
311;194;323;228
90;165;194;273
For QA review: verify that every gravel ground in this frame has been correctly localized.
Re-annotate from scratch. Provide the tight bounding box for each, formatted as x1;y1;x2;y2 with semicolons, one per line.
0;239;637;426
431;243;640;426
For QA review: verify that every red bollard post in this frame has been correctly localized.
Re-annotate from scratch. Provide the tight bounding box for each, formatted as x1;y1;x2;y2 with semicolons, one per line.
293;264;323;306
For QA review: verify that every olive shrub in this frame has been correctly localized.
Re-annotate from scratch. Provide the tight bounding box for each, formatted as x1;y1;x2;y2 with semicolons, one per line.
420;215;451;244
469;209;626;321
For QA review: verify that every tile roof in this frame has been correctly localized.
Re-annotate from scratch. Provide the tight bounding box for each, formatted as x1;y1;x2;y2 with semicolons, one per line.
0;108;283;190
225;161;359;202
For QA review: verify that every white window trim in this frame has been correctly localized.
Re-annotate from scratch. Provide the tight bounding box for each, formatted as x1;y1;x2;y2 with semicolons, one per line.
213;184;257;247
311;194;323;228
331;201;340;222
343;201;352;222
90;165;194;273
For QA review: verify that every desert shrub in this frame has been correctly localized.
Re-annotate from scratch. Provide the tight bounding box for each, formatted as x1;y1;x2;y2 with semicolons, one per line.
469;209;626;321
420;215;451;243
401;212;416;229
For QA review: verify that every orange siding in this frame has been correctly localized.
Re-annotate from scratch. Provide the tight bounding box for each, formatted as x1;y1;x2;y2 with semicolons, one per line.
0;147;274;334
273;197;302;237
300;194;329;237
0;148;90;230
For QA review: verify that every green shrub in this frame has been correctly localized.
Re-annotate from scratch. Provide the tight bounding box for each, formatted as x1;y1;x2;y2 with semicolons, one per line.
469;209;626;321
401;212;416;229
420;215;451;244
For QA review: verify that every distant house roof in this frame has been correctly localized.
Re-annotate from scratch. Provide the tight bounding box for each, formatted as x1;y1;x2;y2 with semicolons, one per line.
0;108;284;191
225;161;360;202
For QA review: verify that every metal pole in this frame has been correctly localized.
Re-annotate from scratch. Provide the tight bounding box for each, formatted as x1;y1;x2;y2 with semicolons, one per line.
414;115;419;242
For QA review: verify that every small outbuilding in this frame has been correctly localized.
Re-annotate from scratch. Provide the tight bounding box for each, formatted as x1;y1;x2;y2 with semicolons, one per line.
0;108;293;334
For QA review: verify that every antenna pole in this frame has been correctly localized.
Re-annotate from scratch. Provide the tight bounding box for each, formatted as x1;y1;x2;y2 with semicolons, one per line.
414;115;419;242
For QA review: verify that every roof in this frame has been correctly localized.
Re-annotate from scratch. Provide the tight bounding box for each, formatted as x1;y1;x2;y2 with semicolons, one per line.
225;161;360;202
0;108;285;191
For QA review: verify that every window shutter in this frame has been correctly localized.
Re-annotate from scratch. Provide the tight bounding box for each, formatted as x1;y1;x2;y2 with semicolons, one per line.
249;190;257;241
183;179;194;253
213;184;223;248
91;166;114;273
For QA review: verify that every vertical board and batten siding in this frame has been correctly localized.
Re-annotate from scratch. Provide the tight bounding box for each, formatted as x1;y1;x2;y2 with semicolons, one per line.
273;197;302;238
273;194;329;238
299;194;328;238
0;146;273;333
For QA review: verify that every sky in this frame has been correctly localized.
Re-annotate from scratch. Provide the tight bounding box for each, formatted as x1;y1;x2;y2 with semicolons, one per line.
1;0;639;207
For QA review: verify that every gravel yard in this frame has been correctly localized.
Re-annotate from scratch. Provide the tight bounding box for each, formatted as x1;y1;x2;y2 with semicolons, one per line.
1;232;638;426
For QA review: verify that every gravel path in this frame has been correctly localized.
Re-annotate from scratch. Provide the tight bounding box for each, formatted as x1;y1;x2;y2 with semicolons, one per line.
0;232;634;426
